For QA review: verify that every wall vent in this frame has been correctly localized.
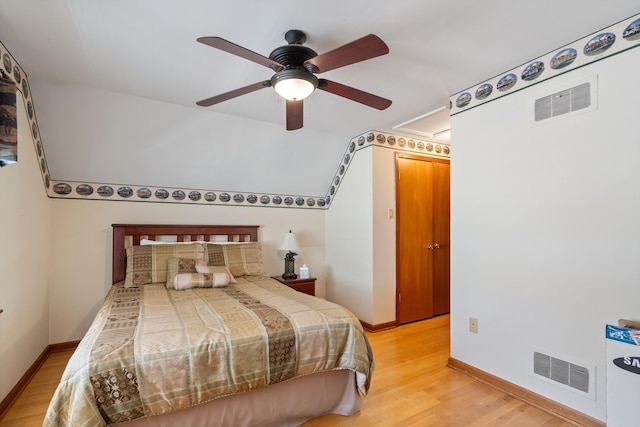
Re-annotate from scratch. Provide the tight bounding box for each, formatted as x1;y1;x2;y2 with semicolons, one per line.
533;351;589;392
531;350;595;399
532;75;597;125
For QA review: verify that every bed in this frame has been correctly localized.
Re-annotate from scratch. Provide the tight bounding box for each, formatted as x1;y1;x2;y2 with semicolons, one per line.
44;224;374;427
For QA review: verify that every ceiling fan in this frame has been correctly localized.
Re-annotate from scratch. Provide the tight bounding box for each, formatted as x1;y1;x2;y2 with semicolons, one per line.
196;30;392;131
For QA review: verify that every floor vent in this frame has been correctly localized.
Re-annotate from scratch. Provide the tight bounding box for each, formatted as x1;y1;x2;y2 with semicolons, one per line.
533;351;590;393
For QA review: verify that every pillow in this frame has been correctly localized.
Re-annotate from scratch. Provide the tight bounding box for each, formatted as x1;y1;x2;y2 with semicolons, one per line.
166;257;199;288
173;272;229;290
205;242;265;277
124;243;206;288
206;241;256;245
195;263;237;283
141;239;206;245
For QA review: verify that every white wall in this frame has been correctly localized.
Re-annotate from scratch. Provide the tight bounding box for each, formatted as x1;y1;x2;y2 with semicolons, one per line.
49;200;326;343
325;147;374;323
325;145;400;326
0;96;51;402
450;47;640;421
371;147;397;325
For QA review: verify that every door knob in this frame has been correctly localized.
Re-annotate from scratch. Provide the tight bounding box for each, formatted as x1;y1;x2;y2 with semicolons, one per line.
433;243;440;249
427;244;434;250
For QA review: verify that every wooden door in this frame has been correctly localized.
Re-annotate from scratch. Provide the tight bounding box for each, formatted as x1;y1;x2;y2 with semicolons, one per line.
396;155;434;324
431;162;450;316
396;154;450;324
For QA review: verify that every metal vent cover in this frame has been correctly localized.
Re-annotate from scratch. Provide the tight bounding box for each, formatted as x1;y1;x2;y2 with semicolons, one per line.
534;82;591;121
531;75;598;126
533;351;590;393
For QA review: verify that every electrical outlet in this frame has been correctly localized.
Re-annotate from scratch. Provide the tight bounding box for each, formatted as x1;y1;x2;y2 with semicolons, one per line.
469;317;479;334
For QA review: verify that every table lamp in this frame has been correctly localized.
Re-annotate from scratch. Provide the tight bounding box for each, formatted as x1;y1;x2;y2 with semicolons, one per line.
279;230;299;279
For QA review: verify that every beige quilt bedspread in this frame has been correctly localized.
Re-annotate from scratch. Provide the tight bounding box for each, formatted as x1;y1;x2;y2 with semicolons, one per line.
44;276;374;426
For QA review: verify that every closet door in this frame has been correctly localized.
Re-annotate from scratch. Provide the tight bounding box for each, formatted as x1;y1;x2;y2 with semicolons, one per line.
396;154;450;324
431;162;450;316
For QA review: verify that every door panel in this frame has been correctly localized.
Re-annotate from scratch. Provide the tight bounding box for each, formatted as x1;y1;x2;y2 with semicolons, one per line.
432;162;450;315
396;156;434;324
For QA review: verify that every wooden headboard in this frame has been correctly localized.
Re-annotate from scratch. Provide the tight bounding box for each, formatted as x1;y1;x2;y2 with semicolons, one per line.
112;224;260;285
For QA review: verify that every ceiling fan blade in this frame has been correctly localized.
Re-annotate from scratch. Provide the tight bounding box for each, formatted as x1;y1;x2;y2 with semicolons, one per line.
197;37;284;71
318;79;392;110
304;34;389;73
196;81;271;107
286;100;303;131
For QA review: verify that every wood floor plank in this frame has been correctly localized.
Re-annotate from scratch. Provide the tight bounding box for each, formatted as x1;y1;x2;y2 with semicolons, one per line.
0;315;577;426
0;350;74;426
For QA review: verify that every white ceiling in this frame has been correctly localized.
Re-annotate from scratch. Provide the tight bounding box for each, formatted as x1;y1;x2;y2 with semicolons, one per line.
0;1;638;197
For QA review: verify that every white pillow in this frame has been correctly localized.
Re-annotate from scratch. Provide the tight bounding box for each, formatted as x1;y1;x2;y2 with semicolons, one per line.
195;263;238;283
141;239;251;245
206;241;255;244
173;272;229;290
141;239;206;245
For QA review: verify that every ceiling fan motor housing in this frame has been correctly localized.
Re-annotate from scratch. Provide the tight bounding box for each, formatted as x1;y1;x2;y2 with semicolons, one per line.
269;45;318;70
269;32;320;99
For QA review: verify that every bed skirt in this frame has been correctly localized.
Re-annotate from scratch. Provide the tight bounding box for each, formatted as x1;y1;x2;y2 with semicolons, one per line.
118;369;360;426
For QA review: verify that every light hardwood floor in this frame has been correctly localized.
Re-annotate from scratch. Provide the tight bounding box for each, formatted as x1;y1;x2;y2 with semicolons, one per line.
1;315;575;426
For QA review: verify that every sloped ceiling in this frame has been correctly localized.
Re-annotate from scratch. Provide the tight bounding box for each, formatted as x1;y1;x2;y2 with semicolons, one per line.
0;1;638;198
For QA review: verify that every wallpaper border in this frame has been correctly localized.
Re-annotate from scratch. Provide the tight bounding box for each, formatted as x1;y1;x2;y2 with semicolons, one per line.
450;13;640;115
0;41;46;187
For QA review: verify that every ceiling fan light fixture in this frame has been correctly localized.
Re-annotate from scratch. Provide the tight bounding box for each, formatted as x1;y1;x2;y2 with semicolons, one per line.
197;31;391;129
271;69;318;101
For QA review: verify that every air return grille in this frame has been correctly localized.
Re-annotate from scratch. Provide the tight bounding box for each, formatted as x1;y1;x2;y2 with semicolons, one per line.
533;351;590;394
534;82;592;121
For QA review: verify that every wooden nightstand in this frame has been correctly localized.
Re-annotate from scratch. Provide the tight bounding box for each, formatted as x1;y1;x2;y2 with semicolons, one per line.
271;276;316;296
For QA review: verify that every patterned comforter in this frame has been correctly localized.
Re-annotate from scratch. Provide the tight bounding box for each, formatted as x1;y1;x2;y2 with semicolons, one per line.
44;276;374;426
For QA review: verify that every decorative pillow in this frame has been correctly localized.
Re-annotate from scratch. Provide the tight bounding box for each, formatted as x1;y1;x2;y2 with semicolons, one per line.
124;243;206;288
195;263;237;283
205;244;226;267
173;272;229;290
205;242;265;277
166;257;199;288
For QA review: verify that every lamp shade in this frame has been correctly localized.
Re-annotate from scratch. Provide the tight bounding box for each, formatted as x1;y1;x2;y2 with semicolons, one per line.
274;78;315;101
279;230;300;253
270;69;318;101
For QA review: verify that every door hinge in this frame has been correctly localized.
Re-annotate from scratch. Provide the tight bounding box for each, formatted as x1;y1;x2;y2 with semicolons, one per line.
398;293;402;303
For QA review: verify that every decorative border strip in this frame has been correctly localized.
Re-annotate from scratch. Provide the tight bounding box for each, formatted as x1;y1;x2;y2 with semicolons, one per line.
326;130;451;202
0;41;450;210
0;41;49;188
450;14;640;115
48;179;332;209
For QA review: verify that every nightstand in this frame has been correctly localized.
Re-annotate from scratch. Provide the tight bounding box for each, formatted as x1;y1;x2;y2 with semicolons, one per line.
271;276;316;296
